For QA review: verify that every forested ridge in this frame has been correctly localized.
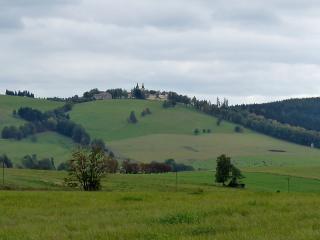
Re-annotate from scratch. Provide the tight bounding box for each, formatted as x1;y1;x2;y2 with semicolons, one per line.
238;97;320;132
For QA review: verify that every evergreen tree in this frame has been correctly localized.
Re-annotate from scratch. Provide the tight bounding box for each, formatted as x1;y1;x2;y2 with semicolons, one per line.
128;111;138;124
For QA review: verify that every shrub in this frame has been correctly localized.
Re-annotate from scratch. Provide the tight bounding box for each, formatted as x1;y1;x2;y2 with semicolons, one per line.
141;108;152;117
128;111;138;124
122;159;140;174
57;162;70;171
37;158;55;170
21;155;55;170
106;157;118;173
91;138;106;151
234;126;243;133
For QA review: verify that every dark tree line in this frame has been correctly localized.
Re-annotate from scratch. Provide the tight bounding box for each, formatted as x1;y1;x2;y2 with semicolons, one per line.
121;159;194;174
167;92;191;106
6;90;34;98
21;154;56;170
173;93;320;148
107;88;128;99
238;97;320;133
2;104;91;145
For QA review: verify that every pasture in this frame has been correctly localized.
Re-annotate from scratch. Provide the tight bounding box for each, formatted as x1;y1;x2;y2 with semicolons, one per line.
1;169;320;239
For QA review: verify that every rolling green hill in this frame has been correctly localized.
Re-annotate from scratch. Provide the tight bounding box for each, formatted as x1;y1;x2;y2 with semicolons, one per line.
2;96;320;178
70;99;236;141
70;99;320;174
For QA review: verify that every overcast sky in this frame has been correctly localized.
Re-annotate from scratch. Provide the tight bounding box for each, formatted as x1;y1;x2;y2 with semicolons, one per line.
1;0;320;104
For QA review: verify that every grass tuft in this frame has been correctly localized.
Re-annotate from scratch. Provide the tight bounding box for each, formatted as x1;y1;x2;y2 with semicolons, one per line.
158;212;201;225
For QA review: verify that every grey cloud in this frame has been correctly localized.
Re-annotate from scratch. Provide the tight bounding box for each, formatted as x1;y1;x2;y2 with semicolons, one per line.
1;0;320;104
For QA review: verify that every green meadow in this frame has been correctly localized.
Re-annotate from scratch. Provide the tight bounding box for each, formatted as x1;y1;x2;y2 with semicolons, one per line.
2;169;320;239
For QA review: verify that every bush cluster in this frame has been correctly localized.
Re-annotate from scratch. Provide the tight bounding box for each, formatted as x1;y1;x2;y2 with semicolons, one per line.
21;154;56;170
141;108;152;117
121;159;194;174
2;105;91;145
6;90;34;98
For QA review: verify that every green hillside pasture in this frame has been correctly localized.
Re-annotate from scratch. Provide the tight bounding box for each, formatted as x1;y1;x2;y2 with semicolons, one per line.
2;172;320;239
70;99;235;141
109;133;320;170
0;132;74;166
0;95;63;130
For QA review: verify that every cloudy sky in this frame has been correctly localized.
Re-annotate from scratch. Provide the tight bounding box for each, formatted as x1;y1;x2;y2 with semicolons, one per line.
1;0;320;104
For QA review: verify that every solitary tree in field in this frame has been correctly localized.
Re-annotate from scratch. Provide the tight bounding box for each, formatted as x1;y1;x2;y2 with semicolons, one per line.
65;147;108;191
215;154;231;185
215;154;244;187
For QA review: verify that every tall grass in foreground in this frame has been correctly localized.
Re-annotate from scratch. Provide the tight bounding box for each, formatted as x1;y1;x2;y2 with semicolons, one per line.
1;190;320;239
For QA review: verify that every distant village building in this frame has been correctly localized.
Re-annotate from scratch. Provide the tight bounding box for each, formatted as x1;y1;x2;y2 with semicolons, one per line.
130;83;168;101
147;92;168;101
93;92;112;100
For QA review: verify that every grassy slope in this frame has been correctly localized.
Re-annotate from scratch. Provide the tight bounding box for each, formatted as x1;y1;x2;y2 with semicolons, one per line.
109;133;320;169
0;95;63;129
70;99;320;173
2;170;320;239
70;99;236;141
0;132;74;165
0;95;74;165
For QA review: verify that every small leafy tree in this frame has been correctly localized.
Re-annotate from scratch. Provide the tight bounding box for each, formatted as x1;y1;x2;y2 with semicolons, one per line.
65;147;108;191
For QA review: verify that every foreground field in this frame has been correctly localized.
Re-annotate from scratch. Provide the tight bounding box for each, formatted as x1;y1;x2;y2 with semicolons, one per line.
1;169;320;239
